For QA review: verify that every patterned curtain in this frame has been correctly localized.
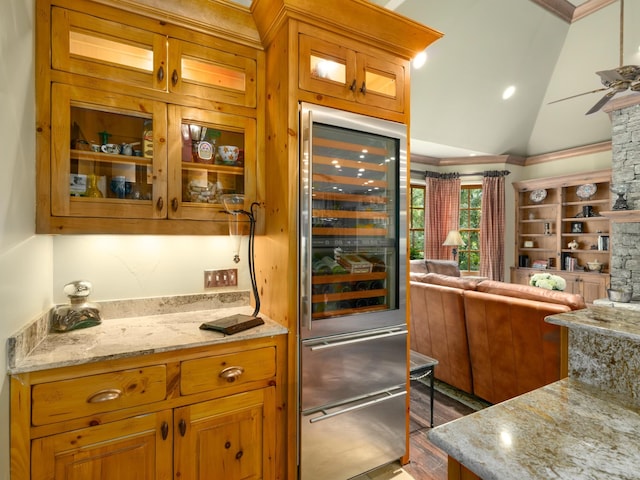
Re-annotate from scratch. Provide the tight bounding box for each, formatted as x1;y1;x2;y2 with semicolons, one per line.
424;172;461;259
480;171;506;280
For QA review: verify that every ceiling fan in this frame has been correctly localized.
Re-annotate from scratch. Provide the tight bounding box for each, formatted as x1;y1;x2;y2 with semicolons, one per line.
549;0;640;114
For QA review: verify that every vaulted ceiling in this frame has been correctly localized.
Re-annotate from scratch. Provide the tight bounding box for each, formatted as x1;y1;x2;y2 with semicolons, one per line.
238;0;640;160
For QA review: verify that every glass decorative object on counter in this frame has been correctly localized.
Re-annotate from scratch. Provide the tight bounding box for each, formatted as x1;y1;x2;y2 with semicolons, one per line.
52;280;102;332
611;184;629;210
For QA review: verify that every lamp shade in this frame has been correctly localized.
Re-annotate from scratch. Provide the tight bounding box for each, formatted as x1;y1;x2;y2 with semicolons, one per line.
443;230;464;247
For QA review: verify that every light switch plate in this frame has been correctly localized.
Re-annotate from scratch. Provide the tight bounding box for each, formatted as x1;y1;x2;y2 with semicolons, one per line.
204;269;238;288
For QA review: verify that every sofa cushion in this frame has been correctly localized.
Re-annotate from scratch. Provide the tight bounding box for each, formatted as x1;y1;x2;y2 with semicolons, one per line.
410;281;473;394
409;259;429;274
425;259;461;277
412;272;482;291
476;280;586;310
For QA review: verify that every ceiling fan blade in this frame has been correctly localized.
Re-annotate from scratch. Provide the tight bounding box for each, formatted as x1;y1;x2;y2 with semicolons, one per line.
548;87;608;105
585;90;618;115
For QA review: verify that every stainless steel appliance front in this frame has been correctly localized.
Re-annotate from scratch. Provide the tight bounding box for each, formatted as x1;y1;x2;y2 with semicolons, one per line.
298;102;408;479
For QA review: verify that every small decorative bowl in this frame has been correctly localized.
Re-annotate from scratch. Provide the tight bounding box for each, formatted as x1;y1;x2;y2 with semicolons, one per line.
607;289;632;303
586;261;602;272
218;145;239;165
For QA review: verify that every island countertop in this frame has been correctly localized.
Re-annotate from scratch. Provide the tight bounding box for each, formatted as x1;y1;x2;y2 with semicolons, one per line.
428;377;640;480
7;302;287;375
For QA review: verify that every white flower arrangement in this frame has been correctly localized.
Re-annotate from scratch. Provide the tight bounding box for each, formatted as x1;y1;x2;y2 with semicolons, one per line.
529;273;566;291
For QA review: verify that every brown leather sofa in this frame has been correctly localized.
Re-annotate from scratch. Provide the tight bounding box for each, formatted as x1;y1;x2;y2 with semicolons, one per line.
409;270;586;404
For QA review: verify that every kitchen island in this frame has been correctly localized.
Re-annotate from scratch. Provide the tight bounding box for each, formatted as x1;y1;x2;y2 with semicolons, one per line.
429;306;640;480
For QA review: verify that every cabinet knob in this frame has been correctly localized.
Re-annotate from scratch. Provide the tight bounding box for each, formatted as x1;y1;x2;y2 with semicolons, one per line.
157;66;164;82
360;81;366;94
172;69;179;86
219;366;244;383
87;388;122;403
156;197;164;211
161;421;169;440
349;79;357;92
179;419;187;437
171;197;179;211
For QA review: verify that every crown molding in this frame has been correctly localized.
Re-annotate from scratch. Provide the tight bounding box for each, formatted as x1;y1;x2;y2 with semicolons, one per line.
531;0;616;23
525;141;611;165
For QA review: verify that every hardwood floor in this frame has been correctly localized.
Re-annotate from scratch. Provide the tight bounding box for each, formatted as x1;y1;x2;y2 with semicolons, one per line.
403;380;486;480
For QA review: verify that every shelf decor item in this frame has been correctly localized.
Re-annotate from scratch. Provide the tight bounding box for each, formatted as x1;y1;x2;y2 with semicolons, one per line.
611;184;629;210
529;273;566;291
576;183;597;200
570;222;583;233
529;189;547;203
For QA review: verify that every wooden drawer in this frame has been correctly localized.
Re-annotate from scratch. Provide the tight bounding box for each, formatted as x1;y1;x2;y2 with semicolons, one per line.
181;347;275;395
32;365;167;426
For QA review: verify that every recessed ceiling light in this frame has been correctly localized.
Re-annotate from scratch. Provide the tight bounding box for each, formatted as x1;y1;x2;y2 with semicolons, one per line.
413;50;427;69
502;85;516;100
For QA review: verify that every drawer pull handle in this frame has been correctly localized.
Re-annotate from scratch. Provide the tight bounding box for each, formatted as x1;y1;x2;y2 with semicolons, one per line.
360;81;366;94
171;197;179;211
179;419;187;436
349;79;357;91
161;421;169;440
219;366;244;383
156;196;164;211
87;389;122;403
172;69;179;86
157;65;164;82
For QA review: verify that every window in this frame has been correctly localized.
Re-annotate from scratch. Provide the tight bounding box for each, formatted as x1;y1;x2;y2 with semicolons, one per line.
459;185;482;272
409;184;425;259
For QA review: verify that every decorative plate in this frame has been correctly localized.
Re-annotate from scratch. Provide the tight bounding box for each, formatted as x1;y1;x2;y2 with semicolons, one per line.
529;189;547;203
576;183;597;200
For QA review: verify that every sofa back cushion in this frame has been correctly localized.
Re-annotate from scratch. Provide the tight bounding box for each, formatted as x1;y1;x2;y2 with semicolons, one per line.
476;280;586;310
409;259;429;274
425;259;461;277
411;272;482;291
410;281;473;393
463;290;570;404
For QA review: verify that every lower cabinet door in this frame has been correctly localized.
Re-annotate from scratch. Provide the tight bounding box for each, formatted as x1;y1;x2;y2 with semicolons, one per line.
31;410;173;480
174;388;275;480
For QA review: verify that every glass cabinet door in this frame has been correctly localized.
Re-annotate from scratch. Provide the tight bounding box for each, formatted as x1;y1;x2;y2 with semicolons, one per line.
51;7;166;90
303;119;401;321
51;84;167;219
167;106;256;220
168;39;257;108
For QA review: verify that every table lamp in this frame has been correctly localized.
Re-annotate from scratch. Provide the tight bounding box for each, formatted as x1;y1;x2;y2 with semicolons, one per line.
443;230;464;261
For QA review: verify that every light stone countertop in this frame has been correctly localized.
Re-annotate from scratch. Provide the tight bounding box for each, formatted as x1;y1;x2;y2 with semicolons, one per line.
545;305;640;341
428;378;640;480
7;293;287;375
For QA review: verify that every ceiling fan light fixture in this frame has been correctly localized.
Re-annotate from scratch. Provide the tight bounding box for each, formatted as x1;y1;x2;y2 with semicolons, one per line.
502;85;516;100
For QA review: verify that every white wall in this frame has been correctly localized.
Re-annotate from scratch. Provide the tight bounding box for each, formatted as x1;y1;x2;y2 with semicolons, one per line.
0;3;247;479
0;2;51;479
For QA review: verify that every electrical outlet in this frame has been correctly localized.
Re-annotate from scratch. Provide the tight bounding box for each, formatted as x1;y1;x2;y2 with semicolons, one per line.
204;269;238;288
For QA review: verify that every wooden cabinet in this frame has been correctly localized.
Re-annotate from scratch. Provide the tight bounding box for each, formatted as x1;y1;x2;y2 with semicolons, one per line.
512;170;611;303
37;0;263;234
51;6;257;107
298;25;406;114
11;336;284;480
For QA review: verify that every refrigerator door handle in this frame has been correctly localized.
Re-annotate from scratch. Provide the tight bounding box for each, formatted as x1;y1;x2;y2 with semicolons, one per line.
307;389;406;424
308;329;408;351
300;107;314;332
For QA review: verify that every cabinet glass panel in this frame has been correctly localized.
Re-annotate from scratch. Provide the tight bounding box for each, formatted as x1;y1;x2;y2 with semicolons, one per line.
309;55;346;84
69;31;154;73
69;107;154;203
179;123;244;206
181;57;246;92
365;70;396;97
309;124;399;319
